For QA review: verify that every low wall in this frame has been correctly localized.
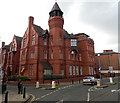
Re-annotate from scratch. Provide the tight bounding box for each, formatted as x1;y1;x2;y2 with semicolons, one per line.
7;77;83;84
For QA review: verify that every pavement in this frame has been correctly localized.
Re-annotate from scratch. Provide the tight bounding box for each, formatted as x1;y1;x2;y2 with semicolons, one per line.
2;90;33;103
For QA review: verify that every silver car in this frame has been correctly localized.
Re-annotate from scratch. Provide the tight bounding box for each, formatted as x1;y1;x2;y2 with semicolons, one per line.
83;76;97;85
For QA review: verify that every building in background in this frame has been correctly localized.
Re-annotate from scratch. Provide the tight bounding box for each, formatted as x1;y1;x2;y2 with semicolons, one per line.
0;2;98;82
95;50;120;76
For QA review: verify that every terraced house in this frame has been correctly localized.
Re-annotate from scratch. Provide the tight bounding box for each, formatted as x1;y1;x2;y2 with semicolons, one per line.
1;2;98;82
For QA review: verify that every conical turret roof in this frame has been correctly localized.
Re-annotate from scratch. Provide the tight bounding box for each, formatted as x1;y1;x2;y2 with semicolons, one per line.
50;2;62;13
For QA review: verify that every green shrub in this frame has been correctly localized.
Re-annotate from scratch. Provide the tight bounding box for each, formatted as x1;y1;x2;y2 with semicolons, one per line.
43;74;64;80
8;75;31;81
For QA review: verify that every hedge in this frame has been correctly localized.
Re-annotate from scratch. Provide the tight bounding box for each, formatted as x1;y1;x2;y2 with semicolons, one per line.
43;74;64;80
8;75;31;81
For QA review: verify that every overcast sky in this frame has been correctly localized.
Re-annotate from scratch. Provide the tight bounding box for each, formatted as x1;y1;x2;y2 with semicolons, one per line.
0;0;119;53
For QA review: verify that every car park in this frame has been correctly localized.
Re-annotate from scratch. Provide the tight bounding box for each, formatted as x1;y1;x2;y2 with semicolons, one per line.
83;76;98;85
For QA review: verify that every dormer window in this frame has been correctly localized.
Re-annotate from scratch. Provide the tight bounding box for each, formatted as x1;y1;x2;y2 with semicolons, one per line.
71;39;77;46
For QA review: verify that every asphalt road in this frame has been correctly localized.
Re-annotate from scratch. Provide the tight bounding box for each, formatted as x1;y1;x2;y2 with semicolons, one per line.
6;77;120;102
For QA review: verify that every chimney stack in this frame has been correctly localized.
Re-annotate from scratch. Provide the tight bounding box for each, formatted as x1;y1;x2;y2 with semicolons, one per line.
28;16;34;26
2;42;5;47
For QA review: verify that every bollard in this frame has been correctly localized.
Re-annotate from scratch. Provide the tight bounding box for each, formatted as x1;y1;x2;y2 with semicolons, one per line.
23;87;26;98
5;91;8;103
97;80;101;86
110;77;113;84
52;81;56;89
79;79;80;84
36;81;39;88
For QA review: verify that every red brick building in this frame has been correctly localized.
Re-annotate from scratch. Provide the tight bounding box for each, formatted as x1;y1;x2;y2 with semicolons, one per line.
95;50;120;76
1;2;98;82
1;35;22;81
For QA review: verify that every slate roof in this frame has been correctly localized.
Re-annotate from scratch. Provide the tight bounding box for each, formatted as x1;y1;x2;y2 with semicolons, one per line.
75;33;90;37
15;36;22;47
50;2;62;13
2;45;10;50
64;30;77;39
33;24;44;36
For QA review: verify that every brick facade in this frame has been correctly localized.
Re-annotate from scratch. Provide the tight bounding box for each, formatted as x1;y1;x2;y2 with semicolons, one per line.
1;2;98;82
95;50;120;75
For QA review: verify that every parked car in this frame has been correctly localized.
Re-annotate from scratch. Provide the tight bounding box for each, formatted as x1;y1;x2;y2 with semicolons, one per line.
83;76;98;85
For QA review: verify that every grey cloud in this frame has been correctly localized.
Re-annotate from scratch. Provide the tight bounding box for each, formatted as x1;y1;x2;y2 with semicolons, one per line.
77;2;118;35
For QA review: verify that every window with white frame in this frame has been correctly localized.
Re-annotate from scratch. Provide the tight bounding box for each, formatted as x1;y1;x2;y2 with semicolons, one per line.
32;35;35;45
88;67;91;75
30;64;34;76
44;69;52;75
71;39;77;46
50;49;53;59
69;65;72;75
80;66;83;75
59;49;63;59
43;50;47;59
73;66;76;75
60;70;64;75
44;38;47;45
22;50;25;59
76;66;79;75
91;67;94;75
23;39;26;47
30;50;35;58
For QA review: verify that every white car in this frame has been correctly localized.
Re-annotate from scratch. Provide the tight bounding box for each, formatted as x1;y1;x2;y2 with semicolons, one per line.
83;76;98;85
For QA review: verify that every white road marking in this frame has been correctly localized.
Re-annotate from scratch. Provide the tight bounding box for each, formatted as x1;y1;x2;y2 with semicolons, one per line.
56;99;64;103
111;89;120;92
35;85;75;101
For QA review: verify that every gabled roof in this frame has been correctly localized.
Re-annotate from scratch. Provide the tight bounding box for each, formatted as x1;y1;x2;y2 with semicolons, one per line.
33;24;44;36
15;36;22;47
50;2;62;13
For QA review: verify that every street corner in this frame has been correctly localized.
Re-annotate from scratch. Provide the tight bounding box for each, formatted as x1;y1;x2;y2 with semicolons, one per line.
94;84;108;88
24;93;36;103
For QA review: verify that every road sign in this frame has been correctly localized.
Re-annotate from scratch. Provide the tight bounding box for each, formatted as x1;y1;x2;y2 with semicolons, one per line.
109;66;113;72
98;66;101;71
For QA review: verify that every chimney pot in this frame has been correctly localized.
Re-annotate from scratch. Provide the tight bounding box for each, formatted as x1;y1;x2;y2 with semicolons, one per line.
29;16;34;26
2;42;5;47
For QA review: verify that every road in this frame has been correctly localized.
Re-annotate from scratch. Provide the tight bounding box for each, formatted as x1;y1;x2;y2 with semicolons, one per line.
6;77;120;102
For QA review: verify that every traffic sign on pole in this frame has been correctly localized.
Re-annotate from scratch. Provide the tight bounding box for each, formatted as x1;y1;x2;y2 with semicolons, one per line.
98;66;102;71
